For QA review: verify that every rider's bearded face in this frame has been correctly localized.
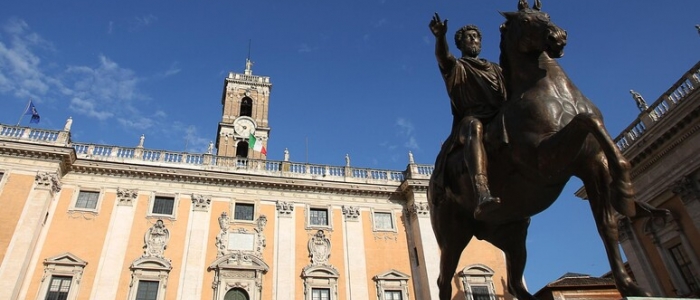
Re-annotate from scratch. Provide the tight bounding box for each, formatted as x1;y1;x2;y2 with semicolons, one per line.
460;30;482;58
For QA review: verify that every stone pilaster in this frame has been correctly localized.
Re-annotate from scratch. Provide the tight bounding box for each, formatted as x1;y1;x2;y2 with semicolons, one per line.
342;206;369;299
90;189;138;299
274;201;295;299
177;195;212;299
400;179;439;300
0;172;61;300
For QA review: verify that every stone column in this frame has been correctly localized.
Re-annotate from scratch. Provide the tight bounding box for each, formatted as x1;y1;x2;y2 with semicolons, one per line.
408;200;440;300
176;194;212;299
401;180;439;300
618;218;663;295
0;172;61;300
274;201;295;299
341;206;369;300
90;188;138;299
672;176;700;232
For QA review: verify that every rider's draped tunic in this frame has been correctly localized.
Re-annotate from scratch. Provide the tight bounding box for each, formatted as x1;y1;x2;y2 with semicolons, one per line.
432;56;507;190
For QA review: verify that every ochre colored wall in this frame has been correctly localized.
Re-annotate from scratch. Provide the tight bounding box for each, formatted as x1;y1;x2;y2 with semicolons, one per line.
362;210;415;298
0;173;34;264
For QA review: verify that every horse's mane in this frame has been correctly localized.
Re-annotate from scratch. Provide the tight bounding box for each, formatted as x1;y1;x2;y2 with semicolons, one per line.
498;21;511;95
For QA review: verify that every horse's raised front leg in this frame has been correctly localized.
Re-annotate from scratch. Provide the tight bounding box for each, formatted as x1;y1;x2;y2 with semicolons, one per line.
537;113;635;217
581;164;652;297
488;219;537;300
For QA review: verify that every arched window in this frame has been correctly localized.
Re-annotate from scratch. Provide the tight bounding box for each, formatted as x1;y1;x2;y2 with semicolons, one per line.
236;141;249;158
239;97;253;117
224;288;250;300
459;265;496;300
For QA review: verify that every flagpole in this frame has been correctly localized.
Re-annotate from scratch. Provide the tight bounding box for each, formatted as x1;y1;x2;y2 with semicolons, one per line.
16;99;31;126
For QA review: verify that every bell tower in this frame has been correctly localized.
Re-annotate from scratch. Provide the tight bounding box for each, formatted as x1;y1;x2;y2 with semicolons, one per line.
216;58;272;159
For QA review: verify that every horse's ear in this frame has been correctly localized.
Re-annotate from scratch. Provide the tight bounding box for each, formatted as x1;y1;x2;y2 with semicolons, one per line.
518;0;529;10
499;11;517;20
533;0;542;10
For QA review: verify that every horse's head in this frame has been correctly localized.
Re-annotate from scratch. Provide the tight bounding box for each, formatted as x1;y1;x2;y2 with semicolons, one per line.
499;0;567;58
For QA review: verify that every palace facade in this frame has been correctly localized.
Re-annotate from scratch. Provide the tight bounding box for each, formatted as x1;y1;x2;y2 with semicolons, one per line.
577;61;700;298
0;60;511;300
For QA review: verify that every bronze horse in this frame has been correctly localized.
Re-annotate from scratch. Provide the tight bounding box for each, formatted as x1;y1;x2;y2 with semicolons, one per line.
428;1;663;299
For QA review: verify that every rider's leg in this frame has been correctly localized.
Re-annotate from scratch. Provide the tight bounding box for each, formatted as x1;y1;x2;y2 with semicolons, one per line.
458;117;500;220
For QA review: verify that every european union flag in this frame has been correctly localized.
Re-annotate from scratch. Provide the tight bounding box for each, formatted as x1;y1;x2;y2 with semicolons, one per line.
24;100;40;123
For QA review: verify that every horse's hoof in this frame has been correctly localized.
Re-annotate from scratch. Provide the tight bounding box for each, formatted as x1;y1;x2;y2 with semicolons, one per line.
474;197;501;221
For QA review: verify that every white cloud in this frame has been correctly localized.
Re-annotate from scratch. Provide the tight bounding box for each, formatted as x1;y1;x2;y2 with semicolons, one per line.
396;118;414;135
298;43;313;53
130;14;158;31
0;17;53;101
395;118;419;150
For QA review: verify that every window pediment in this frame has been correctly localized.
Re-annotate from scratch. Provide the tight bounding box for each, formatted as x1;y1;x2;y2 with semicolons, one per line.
44;252;87;268
373;269;410;281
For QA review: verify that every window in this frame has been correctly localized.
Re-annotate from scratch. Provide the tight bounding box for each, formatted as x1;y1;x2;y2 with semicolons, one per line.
38;253;86;300
235;141;249;158
310;208;328;226
373;212;394;231
311;288;330;300
459;265;496;300
224;288;250;300
373;270;410;300
152;196;174;215
239;97;252;117
75;191;99;209
135;281;159;300
127;257;171;300
384;290;403;300
234;203;254;221
470;286;491;300
669;244;700;293
45;276;72;300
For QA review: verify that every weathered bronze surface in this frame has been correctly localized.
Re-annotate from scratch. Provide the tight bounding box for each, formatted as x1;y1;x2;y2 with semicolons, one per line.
427;1;666;299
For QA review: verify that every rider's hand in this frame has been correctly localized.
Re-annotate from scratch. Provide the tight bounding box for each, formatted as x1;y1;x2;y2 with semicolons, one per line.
429;13;448;37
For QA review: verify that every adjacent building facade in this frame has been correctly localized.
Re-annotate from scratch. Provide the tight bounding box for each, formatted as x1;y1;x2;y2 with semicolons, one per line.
0;60;512;300
577;61;700;298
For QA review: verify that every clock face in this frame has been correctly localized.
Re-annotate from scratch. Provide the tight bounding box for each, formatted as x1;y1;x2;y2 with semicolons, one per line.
233;117;256;137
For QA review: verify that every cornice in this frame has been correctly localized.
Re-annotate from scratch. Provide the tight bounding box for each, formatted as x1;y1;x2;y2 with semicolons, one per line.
69;159;402;198
629;106;700;178
0;140;75;173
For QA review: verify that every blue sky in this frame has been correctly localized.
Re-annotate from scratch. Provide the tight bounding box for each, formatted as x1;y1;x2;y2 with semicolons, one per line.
1;0;698;292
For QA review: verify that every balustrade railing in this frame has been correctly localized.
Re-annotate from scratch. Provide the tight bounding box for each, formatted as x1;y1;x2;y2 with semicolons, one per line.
63;141;410;183
0;125;64;144
614;62;699;152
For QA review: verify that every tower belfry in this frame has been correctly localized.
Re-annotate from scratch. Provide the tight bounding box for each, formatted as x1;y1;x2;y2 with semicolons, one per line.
215;58;272;159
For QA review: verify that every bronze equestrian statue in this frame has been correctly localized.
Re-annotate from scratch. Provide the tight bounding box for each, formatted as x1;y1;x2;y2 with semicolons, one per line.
428;1;666;299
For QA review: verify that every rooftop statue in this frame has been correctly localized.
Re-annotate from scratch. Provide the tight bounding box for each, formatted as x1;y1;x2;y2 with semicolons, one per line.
427;1;667;299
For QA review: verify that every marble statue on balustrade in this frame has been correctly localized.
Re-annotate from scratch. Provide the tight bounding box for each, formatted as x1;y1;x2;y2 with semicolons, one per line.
427;1;668;299
630;89;649;111
138;134;145;148
63;117;72;132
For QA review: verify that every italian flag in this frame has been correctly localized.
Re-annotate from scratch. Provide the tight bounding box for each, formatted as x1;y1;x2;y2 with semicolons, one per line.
249;134;267;155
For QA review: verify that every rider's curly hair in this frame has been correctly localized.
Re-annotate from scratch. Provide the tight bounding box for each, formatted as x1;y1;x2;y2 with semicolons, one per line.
454;24;482;47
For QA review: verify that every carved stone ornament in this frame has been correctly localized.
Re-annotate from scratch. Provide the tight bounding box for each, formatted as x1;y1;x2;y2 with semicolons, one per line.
671;176;700;204
407;202;430;217
342;205;360;221
143;219;170;259
218;211;230;232
35;172;61;194
308;230;331;265
117;188;138;206
276;201;294;216
617;218;632;242
191;194;211;212
226;281;250;292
